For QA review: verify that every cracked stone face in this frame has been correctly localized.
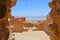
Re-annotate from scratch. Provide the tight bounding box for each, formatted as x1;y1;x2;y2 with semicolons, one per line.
0;0;7;3
0;4;6;18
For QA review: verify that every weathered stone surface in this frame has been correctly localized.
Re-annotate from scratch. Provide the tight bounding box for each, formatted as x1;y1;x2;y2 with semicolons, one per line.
48;0;60;40
11;0;17;7
48;23;58;40
0;0;17;40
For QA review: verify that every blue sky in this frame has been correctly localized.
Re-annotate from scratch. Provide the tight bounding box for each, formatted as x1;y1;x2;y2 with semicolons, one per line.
11;0;51;20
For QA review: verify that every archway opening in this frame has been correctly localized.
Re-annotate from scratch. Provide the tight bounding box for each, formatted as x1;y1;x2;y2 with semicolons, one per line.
11;0;51;40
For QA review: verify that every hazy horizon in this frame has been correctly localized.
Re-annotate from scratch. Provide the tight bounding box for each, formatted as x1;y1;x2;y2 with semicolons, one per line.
12;15;46;22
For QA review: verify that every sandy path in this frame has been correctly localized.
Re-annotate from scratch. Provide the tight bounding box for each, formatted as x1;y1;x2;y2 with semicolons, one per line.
12;31;50;40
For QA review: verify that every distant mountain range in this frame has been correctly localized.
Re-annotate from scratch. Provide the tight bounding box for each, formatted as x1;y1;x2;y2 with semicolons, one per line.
16;16;46;22
26;16;46;22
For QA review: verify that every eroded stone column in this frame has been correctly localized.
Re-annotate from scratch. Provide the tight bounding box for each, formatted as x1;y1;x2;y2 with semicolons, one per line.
0;0;17;40
48;0;60;40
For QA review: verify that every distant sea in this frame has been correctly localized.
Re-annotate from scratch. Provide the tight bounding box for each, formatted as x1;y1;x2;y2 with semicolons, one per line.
16;16;46;22
26;16;46;22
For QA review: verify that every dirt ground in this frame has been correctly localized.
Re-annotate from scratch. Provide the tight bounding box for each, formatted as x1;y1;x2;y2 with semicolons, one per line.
11;31;50;40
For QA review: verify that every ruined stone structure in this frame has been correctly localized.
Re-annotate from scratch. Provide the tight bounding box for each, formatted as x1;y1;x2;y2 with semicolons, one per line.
48;0;60;40
0;0;17;40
